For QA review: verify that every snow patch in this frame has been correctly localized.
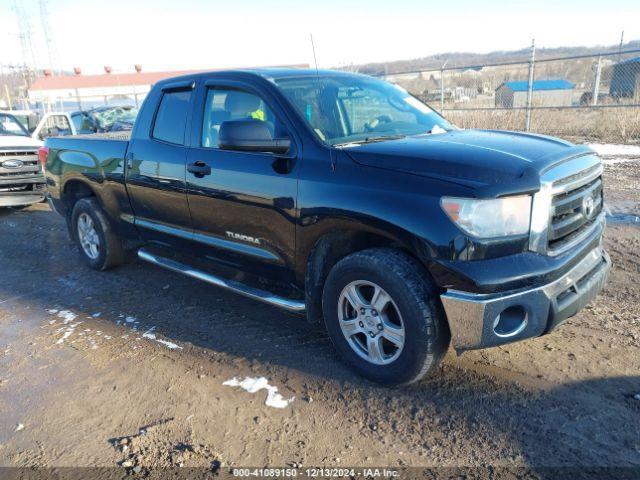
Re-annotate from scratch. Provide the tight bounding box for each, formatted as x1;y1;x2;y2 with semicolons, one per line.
46;310;81;344
56;310;77;324
588;143;640;158
55;322;81;345
141;327;182;350
223;376;295;409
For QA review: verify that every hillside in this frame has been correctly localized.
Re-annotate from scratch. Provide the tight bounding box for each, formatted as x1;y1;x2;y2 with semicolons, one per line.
351;40;640;75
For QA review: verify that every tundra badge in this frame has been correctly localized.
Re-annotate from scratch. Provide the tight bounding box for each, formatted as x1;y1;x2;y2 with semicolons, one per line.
226;231;261;245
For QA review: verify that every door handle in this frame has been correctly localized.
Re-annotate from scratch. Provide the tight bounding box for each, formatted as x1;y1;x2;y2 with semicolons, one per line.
187;161;211;178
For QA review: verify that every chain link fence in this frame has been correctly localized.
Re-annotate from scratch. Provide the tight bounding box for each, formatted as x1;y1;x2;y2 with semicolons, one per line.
376;48;640;144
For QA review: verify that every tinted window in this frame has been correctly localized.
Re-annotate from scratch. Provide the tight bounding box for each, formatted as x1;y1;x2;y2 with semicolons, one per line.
201;88;280;148
153;89;192;145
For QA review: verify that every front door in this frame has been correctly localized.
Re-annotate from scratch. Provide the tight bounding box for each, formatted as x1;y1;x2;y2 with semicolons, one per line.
185;82;300;280
126;84;194;246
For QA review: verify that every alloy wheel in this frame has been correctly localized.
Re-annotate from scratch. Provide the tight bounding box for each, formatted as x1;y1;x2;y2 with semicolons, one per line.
77;213;100;260
337;280;405;365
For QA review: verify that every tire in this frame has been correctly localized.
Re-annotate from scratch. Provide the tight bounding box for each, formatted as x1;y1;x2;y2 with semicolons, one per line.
71;197;125;271
322;248;450;386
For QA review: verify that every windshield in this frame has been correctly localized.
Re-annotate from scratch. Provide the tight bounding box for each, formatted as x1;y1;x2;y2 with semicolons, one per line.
0;113;29;137
273;74;453;145
92;106;138;129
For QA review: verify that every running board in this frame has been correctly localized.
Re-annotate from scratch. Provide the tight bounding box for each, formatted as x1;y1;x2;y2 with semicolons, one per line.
137;249;306;313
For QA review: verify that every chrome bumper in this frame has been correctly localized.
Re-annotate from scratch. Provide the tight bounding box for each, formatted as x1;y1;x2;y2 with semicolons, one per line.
440;247;611;351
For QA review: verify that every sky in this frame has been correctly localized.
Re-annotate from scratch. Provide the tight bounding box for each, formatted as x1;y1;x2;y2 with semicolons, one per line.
1;0;638;74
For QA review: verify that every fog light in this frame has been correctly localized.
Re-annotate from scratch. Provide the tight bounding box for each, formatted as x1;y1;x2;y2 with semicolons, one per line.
493;306;527;337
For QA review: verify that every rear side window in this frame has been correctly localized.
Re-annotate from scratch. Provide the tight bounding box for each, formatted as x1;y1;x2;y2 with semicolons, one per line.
152;89;192;145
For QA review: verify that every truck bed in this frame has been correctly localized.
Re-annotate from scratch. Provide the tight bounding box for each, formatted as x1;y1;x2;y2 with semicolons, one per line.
46;134;130;173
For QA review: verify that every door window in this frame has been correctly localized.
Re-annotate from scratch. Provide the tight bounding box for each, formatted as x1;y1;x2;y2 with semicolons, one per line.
42;115;73;137
201;88;280;148
153;89;192;145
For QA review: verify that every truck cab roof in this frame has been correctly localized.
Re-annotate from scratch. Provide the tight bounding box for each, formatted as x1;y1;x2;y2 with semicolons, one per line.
152;68;369;86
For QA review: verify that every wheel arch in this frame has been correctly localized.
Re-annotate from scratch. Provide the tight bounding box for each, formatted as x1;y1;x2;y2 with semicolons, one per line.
302;224;431;324
61;178;97;211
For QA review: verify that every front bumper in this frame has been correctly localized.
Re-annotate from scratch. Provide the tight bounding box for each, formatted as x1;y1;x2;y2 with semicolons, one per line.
0;175;47;207
0;187;46;207
440;246;611;351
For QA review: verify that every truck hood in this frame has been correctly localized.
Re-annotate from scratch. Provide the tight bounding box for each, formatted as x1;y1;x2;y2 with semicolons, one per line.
0;135;42;149
342;129;595;197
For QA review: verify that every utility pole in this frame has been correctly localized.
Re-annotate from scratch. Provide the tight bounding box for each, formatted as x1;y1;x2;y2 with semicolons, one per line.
13;0;37;108
4;84;12;110
592;56;602;106
525;39;536;132
440;60;448;112
13;0;37;73
39;0;59;74
618;30;625;61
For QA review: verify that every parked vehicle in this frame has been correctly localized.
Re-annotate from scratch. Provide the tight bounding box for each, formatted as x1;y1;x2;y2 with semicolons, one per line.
0;111;77;208
33;112;76;140
0;110;75;140
70;106;138;134
3;109;41;133
43;69;611;385
0;112;47;207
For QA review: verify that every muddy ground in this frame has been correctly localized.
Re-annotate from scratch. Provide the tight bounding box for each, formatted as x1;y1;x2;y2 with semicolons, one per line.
0;158;639;476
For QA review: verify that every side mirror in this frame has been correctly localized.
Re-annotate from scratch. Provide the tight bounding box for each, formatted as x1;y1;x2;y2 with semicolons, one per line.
219;120;291;155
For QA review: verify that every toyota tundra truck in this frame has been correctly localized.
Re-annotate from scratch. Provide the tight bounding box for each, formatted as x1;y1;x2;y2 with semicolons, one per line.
43;69;611;385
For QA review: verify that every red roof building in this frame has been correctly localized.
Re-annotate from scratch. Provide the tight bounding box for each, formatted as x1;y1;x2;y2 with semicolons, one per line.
28;64;308;107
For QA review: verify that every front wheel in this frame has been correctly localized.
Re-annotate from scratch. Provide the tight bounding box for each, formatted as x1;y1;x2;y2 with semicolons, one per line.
322;248;450;386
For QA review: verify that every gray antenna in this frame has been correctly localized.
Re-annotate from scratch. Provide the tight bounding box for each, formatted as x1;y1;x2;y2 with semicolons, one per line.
310;34;319;75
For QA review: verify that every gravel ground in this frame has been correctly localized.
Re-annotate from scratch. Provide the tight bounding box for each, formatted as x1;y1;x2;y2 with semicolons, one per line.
0;160;639;476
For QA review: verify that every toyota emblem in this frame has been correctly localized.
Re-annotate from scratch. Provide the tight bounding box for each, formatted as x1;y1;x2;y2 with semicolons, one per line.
582;195;595;219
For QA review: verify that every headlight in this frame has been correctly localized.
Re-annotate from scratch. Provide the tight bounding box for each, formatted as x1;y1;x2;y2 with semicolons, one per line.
441;195;532;238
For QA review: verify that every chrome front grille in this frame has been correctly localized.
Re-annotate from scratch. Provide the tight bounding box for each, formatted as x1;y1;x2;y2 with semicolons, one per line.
0;151;40;178
529;154;605;256
548;174;603;251
0;149;38;157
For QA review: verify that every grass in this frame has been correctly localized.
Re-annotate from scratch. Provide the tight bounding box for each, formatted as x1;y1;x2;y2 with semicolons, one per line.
444;106;640;144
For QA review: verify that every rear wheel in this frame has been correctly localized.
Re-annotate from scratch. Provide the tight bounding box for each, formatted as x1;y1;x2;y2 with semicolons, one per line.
322;248;450;386
71;198;125;271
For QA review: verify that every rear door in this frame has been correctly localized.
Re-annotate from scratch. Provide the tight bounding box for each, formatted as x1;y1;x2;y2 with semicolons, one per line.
185;79;301;280
125;81;195;246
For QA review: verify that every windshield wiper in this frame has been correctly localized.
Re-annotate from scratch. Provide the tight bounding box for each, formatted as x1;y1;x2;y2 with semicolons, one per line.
333;134;406;147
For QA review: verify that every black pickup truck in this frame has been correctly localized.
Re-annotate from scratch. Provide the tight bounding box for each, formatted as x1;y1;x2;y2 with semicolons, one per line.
43;69;611;385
